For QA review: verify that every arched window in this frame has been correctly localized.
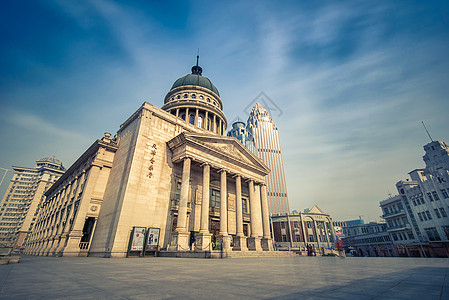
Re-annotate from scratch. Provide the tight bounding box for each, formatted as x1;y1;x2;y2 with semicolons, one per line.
191;94;196;99
189;115;195;125
181;114;186;121
177;95;181;99
199;95;204;100
198;116;203;128
184;94;188;98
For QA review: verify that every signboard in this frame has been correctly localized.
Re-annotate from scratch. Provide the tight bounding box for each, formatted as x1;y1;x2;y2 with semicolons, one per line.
145;228;160;251
130;227;146;251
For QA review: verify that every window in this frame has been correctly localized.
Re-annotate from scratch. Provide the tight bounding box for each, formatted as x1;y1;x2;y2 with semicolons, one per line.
211;189;220;208
427;192;433;202
392;232;398;241
280;222;285;229
282;235;287;242
441;189;449;199
175;182;181;201
177;95;181;99
426;211;432;220
306;221;312;228
442;226;449;239
435;209;441;218
408;232;414;240
189;115;195;125
425;227;441;241
181;114;186;121
308;235;314;242
412;199;417;206
197;116;203;128
439;207;447;217
191;94;196;99
419;195;425;204
418;212;423;221
199;95;204;100
242;198;248;213
184;94;188;98
295;234;301;242
432;191;440;201
293;221;299;228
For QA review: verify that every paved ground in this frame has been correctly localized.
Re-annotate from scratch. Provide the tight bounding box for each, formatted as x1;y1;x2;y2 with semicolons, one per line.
0;256;448;299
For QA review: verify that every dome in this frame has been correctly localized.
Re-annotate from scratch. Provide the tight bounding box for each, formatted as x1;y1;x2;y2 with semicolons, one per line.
170;60;219;96
36;156;65;171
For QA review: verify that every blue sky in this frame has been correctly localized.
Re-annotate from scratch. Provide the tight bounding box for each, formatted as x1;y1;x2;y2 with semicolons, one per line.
1;0;448;221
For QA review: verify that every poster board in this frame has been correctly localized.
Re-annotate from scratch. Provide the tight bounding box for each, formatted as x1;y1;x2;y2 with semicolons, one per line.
145;228;160;251
130;227;146;252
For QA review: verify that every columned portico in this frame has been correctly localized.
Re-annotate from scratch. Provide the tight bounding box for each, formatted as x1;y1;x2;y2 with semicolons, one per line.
196;163;212;251
233;175;247;251
260;184;273;251
218;170;231;251
247;180;262;251
170;157;191;251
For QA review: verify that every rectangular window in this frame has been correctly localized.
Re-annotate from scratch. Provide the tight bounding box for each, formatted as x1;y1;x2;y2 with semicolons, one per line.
432;191;440;201
211;189;220;208
425;227;441;241
392;232;398;241
434;209;441;218
293;221;299;228
308;235;314;242
426;211;432;220
307;221;312;228
295;234;301;242
280;222;285;229
412;199;417;206
419;196;425;204
427;192;433;202
242;198;248;214
418;212;423;221
282;235;287;242
441;189;449;199
408;232;414;240
439;207;447;217
173;182;182;200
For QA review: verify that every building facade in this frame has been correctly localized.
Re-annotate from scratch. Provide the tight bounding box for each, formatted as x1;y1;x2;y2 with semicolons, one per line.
271;205;336;254
342;222;395;257
380;140;449;257
25;60;274;257
0;157;65;250
247;103;290;215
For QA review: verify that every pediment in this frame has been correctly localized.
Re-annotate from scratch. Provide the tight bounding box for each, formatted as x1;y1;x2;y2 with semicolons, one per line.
308;205;325;214
168;132;270;176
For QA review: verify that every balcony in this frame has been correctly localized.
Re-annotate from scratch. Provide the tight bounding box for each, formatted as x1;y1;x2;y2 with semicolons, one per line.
381;209;406;219
387;224;411;232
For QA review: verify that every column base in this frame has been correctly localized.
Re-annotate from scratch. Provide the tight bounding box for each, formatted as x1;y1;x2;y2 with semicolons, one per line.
169;231;190;251
232;235;248;251
247;237;262;251
195;232;212;251
261;238;273;251
217;235;232;252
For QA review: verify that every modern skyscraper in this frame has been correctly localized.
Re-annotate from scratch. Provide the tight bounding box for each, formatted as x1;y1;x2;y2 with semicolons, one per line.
247;103;290;215
0;156;65;250
227;120;256;154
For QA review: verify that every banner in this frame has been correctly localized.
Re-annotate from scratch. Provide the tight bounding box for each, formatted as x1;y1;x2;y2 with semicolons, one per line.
146;228;160;251
130;227;146;251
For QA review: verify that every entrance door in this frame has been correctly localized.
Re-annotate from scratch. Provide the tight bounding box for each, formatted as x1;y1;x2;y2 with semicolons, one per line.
210;220;220;249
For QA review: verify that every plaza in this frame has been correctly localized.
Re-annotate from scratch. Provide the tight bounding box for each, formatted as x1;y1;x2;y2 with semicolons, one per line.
0;256;448;299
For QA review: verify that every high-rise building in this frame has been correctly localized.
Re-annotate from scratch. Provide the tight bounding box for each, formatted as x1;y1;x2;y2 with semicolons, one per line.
247;103;290;215
380;140;449;257
227;121;256;154
0;156;65;250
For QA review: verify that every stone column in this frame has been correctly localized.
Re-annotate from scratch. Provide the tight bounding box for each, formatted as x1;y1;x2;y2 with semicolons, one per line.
260;184;273;251
218;170;231;251
247;180;262;251
213;115;216;133
233;175;247;251
218;119;222;135
204;111;208;129
195;108;199;127
170;158;191;251
61;166;100;256
176;108;179;118
196;163;211;251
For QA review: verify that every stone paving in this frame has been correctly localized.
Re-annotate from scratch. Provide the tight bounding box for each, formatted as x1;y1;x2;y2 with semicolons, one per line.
0;255;448;299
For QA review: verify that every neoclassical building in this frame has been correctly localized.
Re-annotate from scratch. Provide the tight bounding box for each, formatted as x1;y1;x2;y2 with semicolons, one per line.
25;59;274;257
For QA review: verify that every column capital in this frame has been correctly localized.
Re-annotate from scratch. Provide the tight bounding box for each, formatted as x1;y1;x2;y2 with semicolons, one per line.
200;162;210;168
232;174;241;179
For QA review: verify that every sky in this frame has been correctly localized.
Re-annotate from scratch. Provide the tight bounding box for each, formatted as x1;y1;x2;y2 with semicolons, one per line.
1;0;448;222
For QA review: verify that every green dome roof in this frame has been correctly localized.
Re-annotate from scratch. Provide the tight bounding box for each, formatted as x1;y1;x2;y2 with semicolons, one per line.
170;61;219;96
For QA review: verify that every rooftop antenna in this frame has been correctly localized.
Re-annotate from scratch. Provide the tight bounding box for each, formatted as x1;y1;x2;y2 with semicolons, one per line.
422;121;434;142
